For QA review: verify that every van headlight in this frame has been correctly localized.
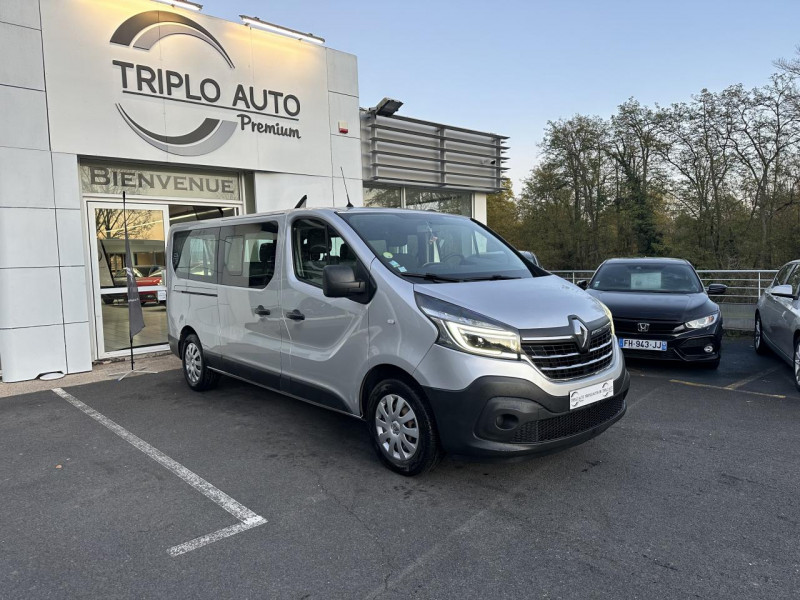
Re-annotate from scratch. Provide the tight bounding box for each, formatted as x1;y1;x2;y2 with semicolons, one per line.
596;300;615;336
685;312;719;329
415;293;521;360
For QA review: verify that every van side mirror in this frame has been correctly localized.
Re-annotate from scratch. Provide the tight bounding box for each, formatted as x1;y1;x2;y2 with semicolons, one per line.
770;284;794;298
323;265;366;298
576;280;588;290
706;283;727;295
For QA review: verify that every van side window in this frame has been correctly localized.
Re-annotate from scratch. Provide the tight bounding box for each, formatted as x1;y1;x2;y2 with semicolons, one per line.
221;221;279;288
174;228;219;283
292;218;353;287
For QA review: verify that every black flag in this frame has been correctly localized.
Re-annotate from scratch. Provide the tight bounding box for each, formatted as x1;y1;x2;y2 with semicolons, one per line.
123;192;145;338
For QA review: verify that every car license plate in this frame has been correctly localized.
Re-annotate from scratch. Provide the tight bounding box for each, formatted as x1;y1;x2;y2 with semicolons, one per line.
569;379;614;410
619;338;667;351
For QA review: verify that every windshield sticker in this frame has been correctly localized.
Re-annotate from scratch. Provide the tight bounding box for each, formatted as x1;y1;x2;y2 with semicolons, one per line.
631;272;661;289
389;260;401;268
383;251;393;259
397;265;407;272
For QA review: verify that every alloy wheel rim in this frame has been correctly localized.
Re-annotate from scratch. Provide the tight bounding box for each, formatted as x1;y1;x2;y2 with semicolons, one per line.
375;394;419;462
185;343;202;384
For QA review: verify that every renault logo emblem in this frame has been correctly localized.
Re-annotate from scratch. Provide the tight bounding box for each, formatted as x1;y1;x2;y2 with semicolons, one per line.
570;317;591;353
637;322;650;333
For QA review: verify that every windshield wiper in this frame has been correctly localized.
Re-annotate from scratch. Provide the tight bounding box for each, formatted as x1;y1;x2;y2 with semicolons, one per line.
461;274;521;282
400;272;464;283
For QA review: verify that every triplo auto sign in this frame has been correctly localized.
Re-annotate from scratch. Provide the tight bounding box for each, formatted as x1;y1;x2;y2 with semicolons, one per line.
41;0;334;174
109;10;301;155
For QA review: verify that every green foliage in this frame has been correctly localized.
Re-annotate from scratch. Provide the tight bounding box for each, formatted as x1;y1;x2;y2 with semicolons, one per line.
497;70;800;270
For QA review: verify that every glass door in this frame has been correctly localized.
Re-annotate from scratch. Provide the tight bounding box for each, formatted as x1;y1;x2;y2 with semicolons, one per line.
87;202;170;356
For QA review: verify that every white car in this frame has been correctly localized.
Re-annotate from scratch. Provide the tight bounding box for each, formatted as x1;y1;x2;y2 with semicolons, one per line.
754;259;800;391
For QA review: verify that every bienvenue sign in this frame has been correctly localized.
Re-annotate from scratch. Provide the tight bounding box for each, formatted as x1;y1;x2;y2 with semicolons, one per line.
80;162;240;202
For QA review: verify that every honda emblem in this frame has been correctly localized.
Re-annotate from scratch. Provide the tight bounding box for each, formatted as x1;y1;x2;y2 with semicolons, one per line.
637;322;650;333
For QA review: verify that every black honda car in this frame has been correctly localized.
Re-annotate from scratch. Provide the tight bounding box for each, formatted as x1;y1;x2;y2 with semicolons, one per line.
579;258;727;368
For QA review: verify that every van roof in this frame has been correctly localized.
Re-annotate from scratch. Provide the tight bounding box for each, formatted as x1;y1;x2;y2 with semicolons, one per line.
169;206;470;230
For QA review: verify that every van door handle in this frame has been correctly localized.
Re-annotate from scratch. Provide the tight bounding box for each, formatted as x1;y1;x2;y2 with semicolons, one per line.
254;305;271;316
285;309;305;321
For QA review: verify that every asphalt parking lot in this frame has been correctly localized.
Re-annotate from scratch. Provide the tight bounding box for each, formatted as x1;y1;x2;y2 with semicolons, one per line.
1;337;799;599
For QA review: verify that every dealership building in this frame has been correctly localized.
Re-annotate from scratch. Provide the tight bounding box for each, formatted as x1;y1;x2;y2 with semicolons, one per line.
0;0;507;383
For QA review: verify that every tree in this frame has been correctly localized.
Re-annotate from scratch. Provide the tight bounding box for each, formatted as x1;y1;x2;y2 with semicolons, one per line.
486;178;521;247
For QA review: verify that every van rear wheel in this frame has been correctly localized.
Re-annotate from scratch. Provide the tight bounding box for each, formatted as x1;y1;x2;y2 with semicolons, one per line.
182;334;219;391
367;379;442;476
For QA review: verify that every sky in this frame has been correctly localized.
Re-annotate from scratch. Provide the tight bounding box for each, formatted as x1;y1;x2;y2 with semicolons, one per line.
198;0;800;193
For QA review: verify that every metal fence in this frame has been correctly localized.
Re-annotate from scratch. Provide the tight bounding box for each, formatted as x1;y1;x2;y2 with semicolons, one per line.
550;269;778;330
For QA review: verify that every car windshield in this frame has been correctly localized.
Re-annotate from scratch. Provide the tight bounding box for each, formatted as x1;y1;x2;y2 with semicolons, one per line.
590;262;703;293
338;211;534;282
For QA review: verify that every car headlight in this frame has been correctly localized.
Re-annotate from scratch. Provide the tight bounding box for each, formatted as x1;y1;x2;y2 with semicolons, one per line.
596;300;615;336
415;293;521;360
685;313;719;329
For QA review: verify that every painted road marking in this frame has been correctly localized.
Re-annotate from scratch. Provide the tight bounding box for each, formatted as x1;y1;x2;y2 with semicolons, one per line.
668;379;786;399
52;387;266;556
724;366;783;390
167;517;266;557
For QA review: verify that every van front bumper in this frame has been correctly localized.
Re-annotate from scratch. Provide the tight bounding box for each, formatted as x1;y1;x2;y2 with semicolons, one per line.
421;369;629;458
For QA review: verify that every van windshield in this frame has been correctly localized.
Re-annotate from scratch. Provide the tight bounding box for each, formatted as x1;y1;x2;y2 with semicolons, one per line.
338;211;534;282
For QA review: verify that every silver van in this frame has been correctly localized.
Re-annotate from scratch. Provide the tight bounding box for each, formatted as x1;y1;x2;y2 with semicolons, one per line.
167;208;629;475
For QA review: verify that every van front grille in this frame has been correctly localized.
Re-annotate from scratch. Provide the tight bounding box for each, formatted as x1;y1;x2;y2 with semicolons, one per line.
522;325;613;381
510;395;624;444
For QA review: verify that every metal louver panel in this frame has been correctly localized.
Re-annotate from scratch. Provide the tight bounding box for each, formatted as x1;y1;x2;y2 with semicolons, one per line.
361;110;508;193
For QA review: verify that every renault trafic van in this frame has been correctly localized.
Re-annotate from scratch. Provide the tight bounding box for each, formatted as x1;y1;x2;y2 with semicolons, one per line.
167;208;629;475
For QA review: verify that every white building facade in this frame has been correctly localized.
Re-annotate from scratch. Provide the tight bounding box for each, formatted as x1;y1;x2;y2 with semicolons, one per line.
0;0;507;383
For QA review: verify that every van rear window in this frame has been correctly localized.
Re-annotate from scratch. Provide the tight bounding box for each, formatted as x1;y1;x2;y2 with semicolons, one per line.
172;228;219;283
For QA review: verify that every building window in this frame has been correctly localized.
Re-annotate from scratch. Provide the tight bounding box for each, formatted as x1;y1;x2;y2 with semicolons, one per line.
363;185;472;216
363;186;402;208
406;190;472;216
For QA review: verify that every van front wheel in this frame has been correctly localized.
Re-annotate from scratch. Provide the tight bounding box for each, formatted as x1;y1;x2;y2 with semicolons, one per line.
367;379;442;476
182;334;219;391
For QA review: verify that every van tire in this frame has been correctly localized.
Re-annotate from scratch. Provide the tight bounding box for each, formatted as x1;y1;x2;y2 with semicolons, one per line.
181;334;219;391
367;378;442;476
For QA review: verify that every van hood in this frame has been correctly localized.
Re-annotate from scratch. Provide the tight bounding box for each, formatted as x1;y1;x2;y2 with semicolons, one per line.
414;274;606;331
586;289;716;322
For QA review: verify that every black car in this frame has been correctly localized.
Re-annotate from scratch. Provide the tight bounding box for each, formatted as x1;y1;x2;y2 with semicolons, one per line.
580;258;727;368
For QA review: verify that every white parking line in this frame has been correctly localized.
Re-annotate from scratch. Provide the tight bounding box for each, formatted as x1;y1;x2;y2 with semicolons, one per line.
52;387;267;556
167;517;266;557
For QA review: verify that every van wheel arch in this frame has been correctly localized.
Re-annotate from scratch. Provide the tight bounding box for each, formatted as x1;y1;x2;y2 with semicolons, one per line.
179;326;198;356
359;365;428;420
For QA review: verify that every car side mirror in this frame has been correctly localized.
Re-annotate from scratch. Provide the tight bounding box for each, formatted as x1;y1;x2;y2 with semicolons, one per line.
706;283;727;295
576;280;588;290
770;283;794;298
323;265;366;298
